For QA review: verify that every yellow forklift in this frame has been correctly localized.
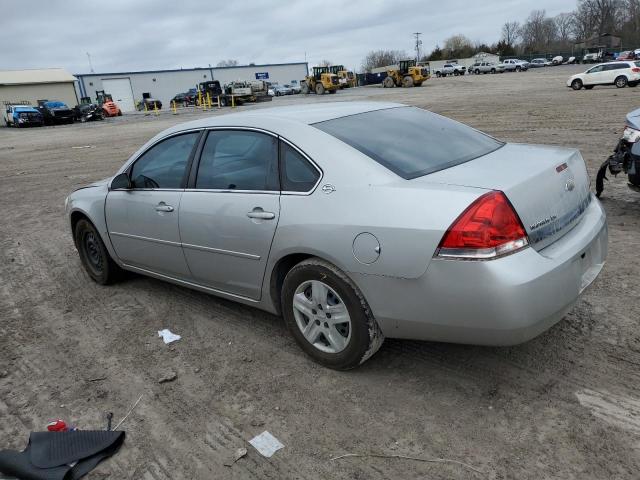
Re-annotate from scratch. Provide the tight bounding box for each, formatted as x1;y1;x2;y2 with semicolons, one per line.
382;59;429;88
329;65;357;88
301;67;339;94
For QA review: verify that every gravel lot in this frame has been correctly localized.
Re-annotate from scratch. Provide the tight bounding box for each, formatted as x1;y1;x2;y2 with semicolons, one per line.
1;65;639;479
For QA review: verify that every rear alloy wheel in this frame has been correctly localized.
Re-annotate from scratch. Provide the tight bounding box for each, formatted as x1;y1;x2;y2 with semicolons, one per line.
615;76;628;88
315;82;325;95
571;79;583;90
282;258;384;370
382;76;395;88
74;219;123;285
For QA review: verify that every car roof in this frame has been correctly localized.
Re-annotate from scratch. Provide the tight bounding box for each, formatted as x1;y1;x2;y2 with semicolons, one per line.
172;101;404;130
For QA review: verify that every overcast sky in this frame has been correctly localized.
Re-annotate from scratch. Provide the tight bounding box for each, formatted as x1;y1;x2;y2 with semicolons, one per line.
2;0;576;74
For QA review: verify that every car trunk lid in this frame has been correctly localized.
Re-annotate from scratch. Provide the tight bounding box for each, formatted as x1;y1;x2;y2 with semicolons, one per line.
416;143;592;250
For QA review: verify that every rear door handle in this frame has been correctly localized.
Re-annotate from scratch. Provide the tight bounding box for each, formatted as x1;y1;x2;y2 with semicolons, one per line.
155;202;174;212
247;208;275;220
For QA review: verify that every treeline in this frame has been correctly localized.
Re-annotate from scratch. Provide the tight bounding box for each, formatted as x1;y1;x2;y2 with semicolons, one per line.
362;0;640;69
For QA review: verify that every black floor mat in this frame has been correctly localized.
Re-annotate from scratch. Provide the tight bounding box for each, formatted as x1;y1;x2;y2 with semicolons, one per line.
0;430;125;480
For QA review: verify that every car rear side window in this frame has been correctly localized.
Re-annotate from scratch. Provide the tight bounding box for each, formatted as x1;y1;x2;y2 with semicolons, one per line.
280;142;320;192
130;132;199;189
196;130;279;191
313;107;503;179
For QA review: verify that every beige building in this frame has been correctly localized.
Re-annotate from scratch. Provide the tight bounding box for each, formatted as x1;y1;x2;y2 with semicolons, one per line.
0;68;78;107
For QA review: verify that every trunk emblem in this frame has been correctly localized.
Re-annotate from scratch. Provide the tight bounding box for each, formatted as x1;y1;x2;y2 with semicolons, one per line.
321;184;336;194
565;179;575;191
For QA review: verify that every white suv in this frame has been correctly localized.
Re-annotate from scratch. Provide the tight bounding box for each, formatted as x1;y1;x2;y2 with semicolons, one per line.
567;61;640;90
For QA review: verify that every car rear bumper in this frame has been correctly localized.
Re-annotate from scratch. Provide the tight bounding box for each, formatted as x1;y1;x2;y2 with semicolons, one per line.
352;195;607;346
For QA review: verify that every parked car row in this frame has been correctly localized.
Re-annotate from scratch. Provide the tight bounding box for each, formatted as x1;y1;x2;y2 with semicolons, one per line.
567;60;640;90
3;97;122;128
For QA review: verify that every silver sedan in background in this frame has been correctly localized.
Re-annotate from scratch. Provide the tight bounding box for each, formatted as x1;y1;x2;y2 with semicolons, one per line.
66;102;607;369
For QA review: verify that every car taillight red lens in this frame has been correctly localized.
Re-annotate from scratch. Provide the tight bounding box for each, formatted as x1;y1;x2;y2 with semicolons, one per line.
632;67;640;73
436;191;529;260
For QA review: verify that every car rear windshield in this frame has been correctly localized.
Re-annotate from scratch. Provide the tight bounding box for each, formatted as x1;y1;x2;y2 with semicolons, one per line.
313;106;503;179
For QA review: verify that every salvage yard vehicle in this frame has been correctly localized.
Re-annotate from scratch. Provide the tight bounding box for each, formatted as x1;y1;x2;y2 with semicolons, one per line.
329;65;356;88
137;95;162;111
37;100;74;125
66;102;608;370
96;92;122;117
567;61;640;90
73;103;103;123
596;107;640;197
473;62;504;74
501;59;529;71
3;104;43;127
301;67;339;94
530;58;551;68
383;59;429;87
434;62;466;77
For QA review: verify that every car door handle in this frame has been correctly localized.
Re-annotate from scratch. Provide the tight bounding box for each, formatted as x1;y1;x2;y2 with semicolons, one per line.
155;203;174;212
247;209;275;220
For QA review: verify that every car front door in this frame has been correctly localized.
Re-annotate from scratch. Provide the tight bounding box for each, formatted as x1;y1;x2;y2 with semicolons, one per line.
178;129;281;300
584;65;605;85
105;130;201;278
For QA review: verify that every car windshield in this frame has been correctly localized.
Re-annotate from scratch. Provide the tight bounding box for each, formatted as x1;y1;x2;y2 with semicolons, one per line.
45;101;67;108
313;106;503;179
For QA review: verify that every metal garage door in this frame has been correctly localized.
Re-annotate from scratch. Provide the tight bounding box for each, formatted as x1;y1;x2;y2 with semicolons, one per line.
102;78;135;112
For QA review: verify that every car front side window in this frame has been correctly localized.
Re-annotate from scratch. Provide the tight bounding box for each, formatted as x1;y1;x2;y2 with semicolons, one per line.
130;132;199;189
195;130;279;191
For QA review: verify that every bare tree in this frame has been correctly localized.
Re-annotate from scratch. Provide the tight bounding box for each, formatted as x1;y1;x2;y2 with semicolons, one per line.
216;59;239;67
442;34;474;58
318;59;333;67
554;13;574;43
501;21;521;45
361;50;407;71
520;10;558;51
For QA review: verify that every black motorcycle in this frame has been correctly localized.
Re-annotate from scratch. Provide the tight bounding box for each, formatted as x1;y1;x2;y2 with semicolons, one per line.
596;108;640;197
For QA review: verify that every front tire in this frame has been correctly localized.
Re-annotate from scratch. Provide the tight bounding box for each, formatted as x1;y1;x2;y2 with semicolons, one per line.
402;75;414;87
382;76;395;88
571;79;583;90
315;82;325;95
281;258;384;370
615;76;628;88
74;219;123;285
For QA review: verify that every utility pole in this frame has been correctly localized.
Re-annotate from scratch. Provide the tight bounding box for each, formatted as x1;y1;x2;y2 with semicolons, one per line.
413;32;422;63
86;52;94;73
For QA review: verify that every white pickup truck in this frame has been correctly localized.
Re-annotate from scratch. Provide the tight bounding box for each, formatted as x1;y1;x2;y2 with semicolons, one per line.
434;63;466;77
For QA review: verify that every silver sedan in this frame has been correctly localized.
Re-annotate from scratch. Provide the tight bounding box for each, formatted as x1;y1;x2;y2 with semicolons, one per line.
65;102;607;369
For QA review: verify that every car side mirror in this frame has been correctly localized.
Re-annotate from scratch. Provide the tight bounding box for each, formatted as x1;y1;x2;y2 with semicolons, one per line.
110;172;132;190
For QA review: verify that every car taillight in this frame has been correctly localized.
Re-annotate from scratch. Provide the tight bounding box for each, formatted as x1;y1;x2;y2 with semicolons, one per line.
436;191;529;260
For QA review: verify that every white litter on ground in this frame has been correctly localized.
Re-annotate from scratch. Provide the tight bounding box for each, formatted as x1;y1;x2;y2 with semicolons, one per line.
249;431;284;458
158;329;181;344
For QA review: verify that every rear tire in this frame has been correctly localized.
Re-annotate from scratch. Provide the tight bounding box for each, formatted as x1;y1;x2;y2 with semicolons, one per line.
571;79;583;90
615;76;628;88
74;219;123;285
281;258;384;370
628;81;638;87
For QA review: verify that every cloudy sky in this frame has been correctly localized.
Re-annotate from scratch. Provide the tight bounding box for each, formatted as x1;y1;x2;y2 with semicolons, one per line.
2;0;576;74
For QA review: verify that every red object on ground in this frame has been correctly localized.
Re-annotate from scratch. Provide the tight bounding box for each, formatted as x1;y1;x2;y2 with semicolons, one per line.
46;419;68;432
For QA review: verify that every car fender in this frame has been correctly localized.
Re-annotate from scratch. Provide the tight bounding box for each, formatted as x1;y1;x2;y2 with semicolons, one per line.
66;181;120;264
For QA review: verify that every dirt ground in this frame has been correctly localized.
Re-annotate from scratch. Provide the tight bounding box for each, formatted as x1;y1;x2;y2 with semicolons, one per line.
1;65;639;479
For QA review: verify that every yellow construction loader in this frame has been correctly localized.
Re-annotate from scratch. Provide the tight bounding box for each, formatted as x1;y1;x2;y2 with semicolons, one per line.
383;59;429;88
329;65;357;88
301;67;339;94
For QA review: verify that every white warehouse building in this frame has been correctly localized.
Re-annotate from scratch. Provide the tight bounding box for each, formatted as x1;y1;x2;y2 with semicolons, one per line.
75;62;308;112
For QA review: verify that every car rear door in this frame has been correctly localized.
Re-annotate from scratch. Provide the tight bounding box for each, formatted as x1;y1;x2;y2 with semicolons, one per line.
178;129;281;300
105;130;201;279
